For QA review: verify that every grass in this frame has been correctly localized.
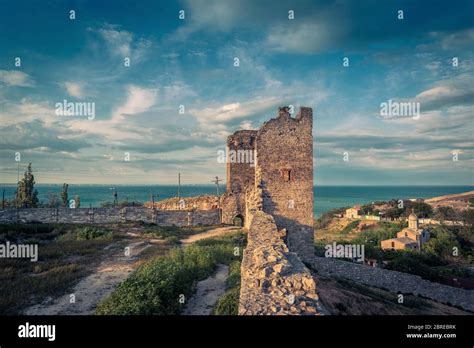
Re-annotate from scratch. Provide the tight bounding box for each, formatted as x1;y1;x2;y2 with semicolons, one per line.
0;223;128;314
340;220;360;235
213;259;242;315
0;223;117;314
58;226;113;241
96;231;246;315
143;224;220;240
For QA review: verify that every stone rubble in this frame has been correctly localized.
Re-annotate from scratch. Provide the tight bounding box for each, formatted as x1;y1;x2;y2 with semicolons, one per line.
238;211;322;315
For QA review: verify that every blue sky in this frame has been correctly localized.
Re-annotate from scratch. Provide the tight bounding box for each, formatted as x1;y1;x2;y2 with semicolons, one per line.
0;0;473;185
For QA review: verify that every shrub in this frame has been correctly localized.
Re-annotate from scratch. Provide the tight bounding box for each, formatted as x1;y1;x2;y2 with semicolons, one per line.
214;260;241;315
385;254;440;281
59;226;112;241
213;287;240;315
424;229;460;260
341;220;360;234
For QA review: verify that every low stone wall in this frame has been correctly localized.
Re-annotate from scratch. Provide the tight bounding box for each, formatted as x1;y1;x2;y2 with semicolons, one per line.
238;211;322;315
0;207;220;227
144;195;220;211
312;256;474;312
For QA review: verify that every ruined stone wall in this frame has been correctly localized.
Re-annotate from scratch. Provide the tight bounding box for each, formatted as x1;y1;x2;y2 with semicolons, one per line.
312;257;474;312
254;107;314;262
221;130;257;225
239;211;321;315
144;195;219;211
220;193;239;225
226;130;257;194
0;208;220;226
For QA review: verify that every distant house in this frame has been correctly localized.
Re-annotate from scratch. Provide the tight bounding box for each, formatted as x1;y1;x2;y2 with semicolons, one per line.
380;212;430;251
345;205;361;219
363;215;381;221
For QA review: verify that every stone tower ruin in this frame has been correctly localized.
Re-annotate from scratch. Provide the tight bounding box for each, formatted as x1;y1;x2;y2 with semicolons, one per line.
221;106;314;262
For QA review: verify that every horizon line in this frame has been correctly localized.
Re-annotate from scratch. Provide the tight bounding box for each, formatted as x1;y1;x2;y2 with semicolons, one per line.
0;183;473;187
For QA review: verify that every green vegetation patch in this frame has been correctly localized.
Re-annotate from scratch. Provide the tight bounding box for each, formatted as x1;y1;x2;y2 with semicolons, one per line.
213;259;242;315
340;220;360;234
96;232;245;315
143;224;220;240
0;224;115;314
58;226;113;241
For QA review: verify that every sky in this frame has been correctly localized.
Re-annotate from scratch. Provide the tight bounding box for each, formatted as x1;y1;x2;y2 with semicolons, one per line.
0;0;473;186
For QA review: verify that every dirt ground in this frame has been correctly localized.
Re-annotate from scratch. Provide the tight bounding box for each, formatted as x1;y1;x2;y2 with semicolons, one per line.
182;264;229;315
24;240;151;315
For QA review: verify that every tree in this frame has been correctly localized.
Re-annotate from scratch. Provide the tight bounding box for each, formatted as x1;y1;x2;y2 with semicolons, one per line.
15;163;39;208
405;202;433;218
424;229;460;260
360;204;373;215
61;183;69;207
435;206;457;221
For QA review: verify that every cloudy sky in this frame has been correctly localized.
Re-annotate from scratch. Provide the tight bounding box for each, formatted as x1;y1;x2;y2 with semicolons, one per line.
0;0;473;185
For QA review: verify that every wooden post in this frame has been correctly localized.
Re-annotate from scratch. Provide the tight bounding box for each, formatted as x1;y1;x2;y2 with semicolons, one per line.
178;173;181;200
211;176;222;196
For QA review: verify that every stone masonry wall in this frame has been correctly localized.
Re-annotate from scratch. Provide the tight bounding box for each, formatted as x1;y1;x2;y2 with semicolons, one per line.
221;130;257;225
226;130;257;194
0;208;220;227
312;256;474;312
239;211;322;315
254;107;314;263
144;195;219;211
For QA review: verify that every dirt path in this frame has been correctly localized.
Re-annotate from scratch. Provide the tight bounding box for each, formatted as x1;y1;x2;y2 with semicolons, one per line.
180;226;241;245
182;264;229;315
24;240;150;315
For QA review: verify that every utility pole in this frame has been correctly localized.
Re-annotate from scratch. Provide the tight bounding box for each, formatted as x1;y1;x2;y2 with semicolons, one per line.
2;189;4;209
211;176;222;196
178;172;181;200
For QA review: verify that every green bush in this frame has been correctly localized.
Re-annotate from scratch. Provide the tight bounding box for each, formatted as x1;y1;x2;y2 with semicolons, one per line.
385;255;441;281
341;220;360;234
352;222;401;247
59;226;112;241
213;287;240;315
424;229;460;260
213;260;241;315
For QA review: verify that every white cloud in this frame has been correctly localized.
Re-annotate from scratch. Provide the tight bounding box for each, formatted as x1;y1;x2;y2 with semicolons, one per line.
65;85;158;141
266;22;335;54
0;70;35;87
63;81;86;99
191;96;280;128
0;99;55;126
91;24;151;61
112;85;158;121
430;29;474;50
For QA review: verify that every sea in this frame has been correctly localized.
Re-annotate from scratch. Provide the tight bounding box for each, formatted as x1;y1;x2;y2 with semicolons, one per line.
0;184;472;218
